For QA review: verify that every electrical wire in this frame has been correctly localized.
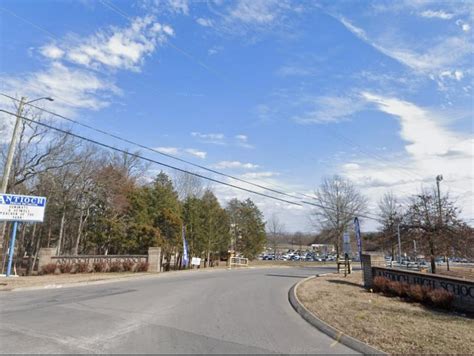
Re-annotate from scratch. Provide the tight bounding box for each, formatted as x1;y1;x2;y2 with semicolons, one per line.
0;108;383;222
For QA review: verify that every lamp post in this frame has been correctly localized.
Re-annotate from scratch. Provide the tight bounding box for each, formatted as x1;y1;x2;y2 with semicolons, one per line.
0;96;54;194
0;96;53;272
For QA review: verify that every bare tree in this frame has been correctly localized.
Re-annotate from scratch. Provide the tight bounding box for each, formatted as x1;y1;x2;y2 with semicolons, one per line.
173;171;204;200
404;188;468;274
311;175;367;257
267;213;285;257
378;191;404;259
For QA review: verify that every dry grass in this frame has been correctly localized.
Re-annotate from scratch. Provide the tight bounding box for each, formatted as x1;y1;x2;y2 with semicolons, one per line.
297;272;474;354
436;265;474;281
0;272;149;291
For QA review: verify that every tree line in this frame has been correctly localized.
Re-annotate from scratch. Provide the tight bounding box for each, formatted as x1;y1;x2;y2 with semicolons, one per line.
0;111;266;274
309;175;473;273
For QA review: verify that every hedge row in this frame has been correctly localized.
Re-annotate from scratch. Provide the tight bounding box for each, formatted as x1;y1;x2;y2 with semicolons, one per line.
373;276;455;310
41;261;149;275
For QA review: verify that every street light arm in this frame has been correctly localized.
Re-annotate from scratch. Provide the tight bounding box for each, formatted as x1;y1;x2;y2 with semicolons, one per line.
26;97;54;105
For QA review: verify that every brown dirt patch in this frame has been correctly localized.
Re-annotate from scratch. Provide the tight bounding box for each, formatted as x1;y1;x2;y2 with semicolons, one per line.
297;271;474;354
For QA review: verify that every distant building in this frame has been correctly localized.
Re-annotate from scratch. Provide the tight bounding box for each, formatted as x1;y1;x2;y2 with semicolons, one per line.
311;244;335;254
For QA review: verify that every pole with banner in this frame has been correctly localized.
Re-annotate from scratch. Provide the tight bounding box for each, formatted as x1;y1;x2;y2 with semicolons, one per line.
0;194;47;277
353;217;362;262
181;225;189;268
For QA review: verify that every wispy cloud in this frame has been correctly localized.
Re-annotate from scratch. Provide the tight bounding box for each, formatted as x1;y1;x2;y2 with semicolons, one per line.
155;146;180;155
276;65;315;77
293;94;366;124
191;132;225;144
154;146;207;159
212;160;259;169
337;16;471;75
241;171;280;179
196;18;213;27
185;148;207;159
235;134;254;148
341;93;473;220
419;10;453;20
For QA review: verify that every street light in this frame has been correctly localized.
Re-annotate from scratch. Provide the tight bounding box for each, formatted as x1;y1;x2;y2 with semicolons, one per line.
0;96;54;193
0;96;54;267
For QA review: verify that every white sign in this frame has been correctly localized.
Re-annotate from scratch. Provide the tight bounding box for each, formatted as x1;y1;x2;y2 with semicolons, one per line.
191;257;201;266
343;233;350;244
0;194;47;222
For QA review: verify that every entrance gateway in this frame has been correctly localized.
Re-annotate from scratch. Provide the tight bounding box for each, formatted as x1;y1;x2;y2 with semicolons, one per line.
0;194;47;277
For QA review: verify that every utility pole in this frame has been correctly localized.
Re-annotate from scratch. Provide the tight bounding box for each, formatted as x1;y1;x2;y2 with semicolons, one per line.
397;223;402;265
0;97;26;194
0;95;53;273
436;174;448;271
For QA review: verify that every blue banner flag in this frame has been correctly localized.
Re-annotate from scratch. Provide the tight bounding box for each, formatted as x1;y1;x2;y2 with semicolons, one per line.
353;217;362;259
182;225;189;267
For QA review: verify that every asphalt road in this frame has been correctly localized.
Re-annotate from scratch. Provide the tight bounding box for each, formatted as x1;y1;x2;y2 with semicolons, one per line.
0;266;356;354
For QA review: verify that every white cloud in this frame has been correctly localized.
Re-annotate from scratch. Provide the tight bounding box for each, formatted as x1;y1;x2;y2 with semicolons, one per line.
456;19;471;32
241;171;280;179
191;132;225;144
0;62;119;115
276;65;314;77
229;0;280;24
140;0;189;15
212;161;259;169
343;163;360;170
185;148;206;159
40;45;64;60
196;18;213;27
340;93;473;223
419;10;454;20
293;95;366;124
42;16;173;71
338;17;471;74
155;146;180;155
235;134;248;141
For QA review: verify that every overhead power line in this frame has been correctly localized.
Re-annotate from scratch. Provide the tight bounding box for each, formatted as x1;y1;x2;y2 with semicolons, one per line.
0;108;382;221
0;93;311;202
0;108;303;207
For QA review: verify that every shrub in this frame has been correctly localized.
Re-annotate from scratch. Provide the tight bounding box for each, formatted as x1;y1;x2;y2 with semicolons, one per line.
373;276;390;294
59;263;73;274
75;261;90;273
92;261;107;273
41;263;58;275
387;280;403;297
136;261;149;272
122;260;134;272
109;261;123;272
407;284;431;303
427;288;454;310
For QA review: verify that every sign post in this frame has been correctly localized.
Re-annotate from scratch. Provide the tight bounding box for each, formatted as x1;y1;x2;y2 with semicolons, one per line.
0;194;46;277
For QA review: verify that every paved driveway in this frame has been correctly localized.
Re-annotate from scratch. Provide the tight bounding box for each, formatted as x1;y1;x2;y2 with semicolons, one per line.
0;266;356;354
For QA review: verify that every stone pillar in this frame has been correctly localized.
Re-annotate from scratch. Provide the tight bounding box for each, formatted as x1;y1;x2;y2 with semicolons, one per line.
38;248;55;270
147;247;161;273
361;252;385;288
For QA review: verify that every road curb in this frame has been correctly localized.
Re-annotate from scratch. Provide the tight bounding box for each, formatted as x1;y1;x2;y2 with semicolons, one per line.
289;274;386;355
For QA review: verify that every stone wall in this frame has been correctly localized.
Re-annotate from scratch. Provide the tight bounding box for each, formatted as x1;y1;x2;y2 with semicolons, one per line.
360;252;385;287
37;247;161;273
372;267;474;312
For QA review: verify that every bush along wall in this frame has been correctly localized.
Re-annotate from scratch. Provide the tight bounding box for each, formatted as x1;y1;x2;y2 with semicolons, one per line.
373;276;455;310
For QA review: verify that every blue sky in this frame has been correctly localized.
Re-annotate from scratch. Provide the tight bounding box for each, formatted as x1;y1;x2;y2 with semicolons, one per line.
1;0;473;232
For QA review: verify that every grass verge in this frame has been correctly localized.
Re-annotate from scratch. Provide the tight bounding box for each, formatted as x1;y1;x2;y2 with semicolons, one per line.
297;271;474;354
